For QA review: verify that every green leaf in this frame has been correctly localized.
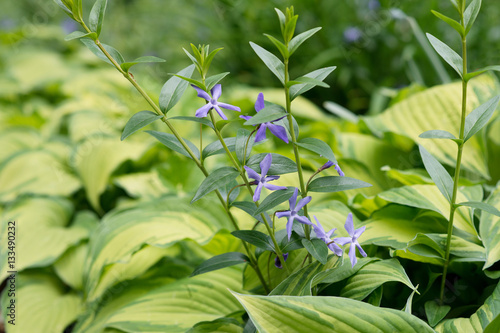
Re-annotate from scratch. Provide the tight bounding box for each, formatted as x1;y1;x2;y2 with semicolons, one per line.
426;33;463;77
231;201;271;225
231;230;274;251
64;30;96;41
120;56;166;72
340;259;417;300
275;8;286;35
480;185;500;269
419;145;454;203
206;72;230;91
80;37;125;65
169;116;214;129
458;201;500;217
232;292;434;333
202;137;236;159
270;260;324;296
288;27;321;56
246;153;297;175
425;300;451;327
253;187;295;216
0;274;82;333
307;176;372;193
296;137;337;164
289;67;336;100
202;47;223;77
235;128;254;164
175;74;206;91
465;65;500;81
191;252;249;277
249;42;285;85
431;10;464;37
419;129;457;140
463;95;500;142
264;34;288;59
54;241;89;291
187;318;244;333
121;110;163;141
159;65;196;113
284;15;298;43
287;76;329;89
89;0;107;36
301;239;328;264
192;167;240;203
243;103;286;126
464;0;482;35
54;0;73;15
146;130;200;159
313;257;379;286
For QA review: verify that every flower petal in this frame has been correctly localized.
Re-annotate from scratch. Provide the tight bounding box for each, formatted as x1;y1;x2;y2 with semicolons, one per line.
349;244;357;267
286;216;294;240
244;166;260;181
240;115;252;121
344;213;354;236
295;196;312;212
353;226;366;239
295;215;312;225
213;105;228;120
253;182;264;202
260;153;272;177
263;183;287;191
328;242;343;256
268;123;289;143
255;92;265;112
255;124;268;142
211;84;222;100
276;211;291;219
356;242;367;257
335;164;345;177
195;104;213;118
191;84;211;101
265;175;280;181
289;187;298;210
325;228;337;239
218;102;241;112
334;236;351;246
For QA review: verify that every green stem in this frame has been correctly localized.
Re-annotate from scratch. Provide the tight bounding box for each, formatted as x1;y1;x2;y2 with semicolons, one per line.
439;34;468;305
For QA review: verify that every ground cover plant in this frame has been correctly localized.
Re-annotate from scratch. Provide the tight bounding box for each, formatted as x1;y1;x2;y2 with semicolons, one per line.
1;0;500;332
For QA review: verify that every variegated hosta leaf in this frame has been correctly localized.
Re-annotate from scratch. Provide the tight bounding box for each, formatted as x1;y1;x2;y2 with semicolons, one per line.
0;274;82;333
436;280;500;332
232;292;434;333
363;74;499;179
481;184;500;270
0;197;95;281
84;197;231;302
340;259;416;300
0;128;41;163
378;184;477;236
76;268;246;333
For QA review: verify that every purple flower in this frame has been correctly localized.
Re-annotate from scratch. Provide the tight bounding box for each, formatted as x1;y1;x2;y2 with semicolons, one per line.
274;252;289;269
320;161;345;176
240;93;289;143
334;213;367;267
244;153;287;202
368;0;380;11
276;188;312;240
343;27;362;43
312;216;343;256
192;84;241;120
334;164;345;177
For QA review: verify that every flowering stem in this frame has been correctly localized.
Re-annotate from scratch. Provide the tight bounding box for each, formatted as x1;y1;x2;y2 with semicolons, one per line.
439;24;468;305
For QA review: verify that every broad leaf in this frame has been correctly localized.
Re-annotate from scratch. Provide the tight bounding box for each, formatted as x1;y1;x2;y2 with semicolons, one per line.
147;130;199;159
288;27;321;56
480;185;500;269
120;56;166;72
289;67;336;100
80;37;124;65
191;252;249;276
246;153;297;175
463;95;500;142
89;0;107;36
192;167;240;203
243;103;286;126
426;33;463;77
313;257;379;286
121;110;163;140
187;318;244;333
301;239;328;264
232;292;434;332
249;42;285;84
270;260;324;296
425;300;451;327
253;187;295;216
419;145;454;203
296;137;337;164
232;230;274;251
307;176;372;193
159;65;196;113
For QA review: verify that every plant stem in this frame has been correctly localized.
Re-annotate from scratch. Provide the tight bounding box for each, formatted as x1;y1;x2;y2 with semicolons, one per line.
440;33;468;305
80;22;270;293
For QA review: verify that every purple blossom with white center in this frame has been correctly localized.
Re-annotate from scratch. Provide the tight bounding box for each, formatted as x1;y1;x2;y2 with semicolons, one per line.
334;213;367;267
244;153;287;202
274;252;289;269
320;161;345;176
240;93;289;143
312;216;343;256
192;84;241;120
276;188;312;240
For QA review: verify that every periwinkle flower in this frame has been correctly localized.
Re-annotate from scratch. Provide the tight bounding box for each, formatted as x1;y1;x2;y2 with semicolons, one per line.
240;93;289;143
274;252;289;269
368;0;380;11
244;153;287;202
276;188;312;240
320;161;345;176
343;27;363;44
312;216;343;256
334;213;367;267
192;84;241;120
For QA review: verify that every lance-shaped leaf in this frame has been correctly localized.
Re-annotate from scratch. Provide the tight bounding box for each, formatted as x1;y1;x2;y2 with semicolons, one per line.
159;65;196;113
250;42;285;85
235;128;255;164
232;292;434;333
431;10;464;37
301;238;328;265
175;74;206;91
313;257;379;286
253;187;296;216
287;76;329;89
458;201;500;217
290;66;336;100
146;130;199;159
307;176;372;193
205;72;230;91
247;153;297;175
202;137;236;159
465;65;500;81
191;252;249;277
169;116;214;129
264;33;288;59
296;137;337;164
231;201;272;225
89;0;107;37
270;260;324;296
243;103;287;126
426;33;463;77
80;37;124;65
192;167;240;203
463;95;500;142
121;111;163;141
464;0;482;35
232;230;274;251
64;31;96;41
419;145;454;203
288;27;322;56
419;129;458;141
120;56;166;72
